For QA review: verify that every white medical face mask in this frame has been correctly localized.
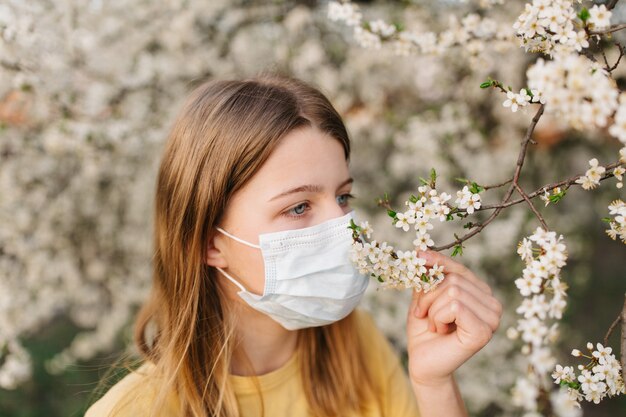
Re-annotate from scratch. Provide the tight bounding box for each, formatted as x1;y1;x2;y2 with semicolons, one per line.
214;210;369;330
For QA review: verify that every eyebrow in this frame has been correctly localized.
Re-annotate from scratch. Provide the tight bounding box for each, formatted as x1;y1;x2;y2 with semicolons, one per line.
268;177;354;202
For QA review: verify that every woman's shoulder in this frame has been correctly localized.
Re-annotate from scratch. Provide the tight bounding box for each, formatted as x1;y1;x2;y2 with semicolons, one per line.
84;361;164;417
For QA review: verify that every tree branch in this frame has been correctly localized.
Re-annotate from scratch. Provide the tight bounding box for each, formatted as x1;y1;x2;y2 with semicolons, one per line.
479;162;624;210
482;178;513;191
432;104;545;251
514;182;549;230
604;311;622;347
590;23;626;36
622;293;626;377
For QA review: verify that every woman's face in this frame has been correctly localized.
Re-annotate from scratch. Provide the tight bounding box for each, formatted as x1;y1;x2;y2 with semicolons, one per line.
206;125;354;297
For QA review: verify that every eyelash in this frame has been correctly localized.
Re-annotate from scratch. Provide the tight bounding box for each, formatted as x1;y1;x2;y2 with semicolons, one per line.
282;193;356;219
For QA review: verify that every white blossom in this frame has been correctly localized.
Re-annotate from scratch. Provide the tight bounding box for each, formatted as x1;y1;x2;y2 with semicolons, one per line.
575;158;606;190
588;5;612;30
554;340;625;407
503;88;531;112
527;54;619;130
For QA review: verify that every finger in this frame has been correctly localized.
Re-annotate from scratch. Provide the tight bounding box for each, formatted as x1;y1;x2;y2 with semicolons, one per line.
418;249;492;295
431;300;494;350
408;287;421;319
417;273;502;319
426;284;502;333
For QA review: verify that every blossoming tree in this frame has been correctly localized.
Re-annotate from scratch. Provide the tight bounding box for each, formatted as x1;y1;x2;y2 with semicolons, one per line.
1;0;625;415
329;0;626;414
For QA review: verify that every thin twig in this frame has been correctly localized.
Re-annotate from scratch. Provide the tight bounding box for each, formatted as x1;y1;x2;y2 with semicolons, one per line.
482;178;513;191
604;313;622;347
432;104;545;251
607;0;621;11
590;23;626;36
514;182;549;230
609;42;625;72
602;47;611;71
479;162;624;210
621;293;626;376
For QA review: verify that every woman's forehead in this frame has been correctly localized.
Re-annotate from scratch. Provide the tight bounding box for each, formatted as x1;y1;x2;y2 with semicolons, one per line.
237;127;350;199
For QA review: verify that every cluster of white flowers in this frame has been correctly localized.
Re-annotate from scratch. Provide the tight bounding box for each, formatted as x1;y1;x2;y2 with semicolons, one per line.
348;184;452;292
526;53;619;130
574;158;606;190
507;227;568;413
608;94;626;160
513;1;611;55
349;236;444;293
327;0;362;27
552;342;625;405
514;0;584;55
606;199;626;243
502;88;538;113
455;185;482;214
348;180;484;292
327;0;515;58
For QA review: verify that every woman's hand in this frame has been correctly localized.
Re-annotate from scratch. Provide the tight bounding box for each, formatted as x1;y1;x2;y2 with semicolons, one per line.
406;249;503;388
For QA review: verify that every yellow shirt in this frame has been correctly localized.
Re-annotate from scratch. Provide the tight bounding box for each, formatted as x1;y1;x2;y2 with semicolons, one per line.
84;308;420;417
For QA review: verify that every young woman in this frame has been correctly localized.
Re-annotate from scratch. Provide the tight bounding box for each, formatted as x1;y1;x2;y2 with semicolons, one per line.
85;72;503;417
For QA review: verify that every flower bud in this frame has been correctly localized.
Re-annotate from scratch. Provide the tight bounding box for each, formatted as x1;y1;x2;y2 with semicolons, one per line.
571;349;581;357
506;327;519;340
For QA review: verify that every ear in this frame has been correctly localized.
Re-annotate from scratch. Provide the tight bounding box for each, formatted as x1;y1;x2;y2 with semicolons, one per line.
204;231;229;269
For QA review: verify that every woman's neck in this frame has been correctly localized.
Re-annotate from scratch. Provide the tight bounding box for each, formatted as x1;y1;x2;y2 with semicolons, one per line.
228;303;299;376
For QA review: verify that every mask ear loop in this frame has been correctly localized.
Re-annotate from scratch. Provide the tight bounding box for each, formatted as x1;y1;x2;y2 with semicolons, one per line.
214;227;260;293
215;266;247;293
216;227;261;249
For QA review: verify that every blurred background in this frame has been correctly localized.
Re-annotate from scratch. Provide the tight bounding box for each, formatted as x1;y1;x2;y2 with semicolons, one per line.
0;0;625;416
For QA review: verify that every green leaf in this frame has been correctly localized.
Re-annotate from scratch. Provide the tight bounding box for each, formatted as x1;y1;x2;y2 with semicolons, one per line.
578;7;590;22
480;81;492;88
601;217;613;223
468;181;484;194
445;213;454;221
525;87;533;97
387;209;397;219
548;189;567;203
451;244;463;257
462;222;474;229
409;194;419;203
418;176;429;185
430;167;437;184
393;22;404;31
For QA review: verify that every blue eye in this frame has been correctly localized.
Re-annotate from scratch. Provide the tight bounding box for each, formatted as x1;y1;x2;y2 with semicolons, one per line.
281;194;355;220
337;193;356;206
283;202;310;219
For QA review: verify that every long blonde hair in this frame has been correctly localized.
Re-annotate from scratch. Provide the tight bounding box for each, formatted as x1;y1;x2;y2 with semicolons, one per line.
99;71;381;417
